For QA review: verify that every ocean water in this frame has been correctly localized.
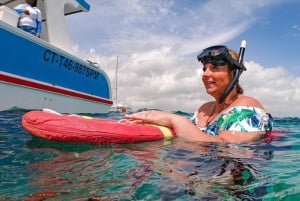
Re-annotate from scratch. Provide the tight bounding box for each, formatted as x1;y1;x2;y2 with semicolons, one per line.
0;110;300;201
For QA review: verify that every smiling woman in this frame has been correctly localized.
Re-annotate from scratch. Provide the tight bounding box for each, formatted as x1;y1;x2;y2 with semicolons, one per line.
125;41;273;143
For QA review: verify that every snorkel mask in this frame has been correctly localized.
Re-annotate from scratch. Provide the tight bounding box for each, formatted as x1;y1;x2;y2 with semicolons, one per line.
197;40;247;103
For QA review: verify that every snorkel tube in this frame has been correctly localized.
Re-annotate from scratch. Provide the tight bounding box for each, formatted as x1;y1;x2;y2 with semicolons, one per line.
218;40;247;103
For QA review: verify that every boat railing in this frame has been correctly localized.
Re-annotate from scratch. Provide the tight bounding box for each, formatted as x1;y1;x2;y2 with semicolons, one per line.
87;60;101;69
0;5;19;27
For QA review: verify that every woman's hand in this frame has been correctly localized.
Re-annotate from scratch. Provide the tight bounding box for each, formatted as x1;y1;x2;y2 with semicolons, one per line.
24;9;30;15
125;110;173;127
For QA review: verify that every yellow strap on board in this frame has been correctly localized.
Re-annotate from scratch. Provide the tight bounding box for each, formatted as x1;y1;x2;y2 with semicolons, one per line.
150;124;174;139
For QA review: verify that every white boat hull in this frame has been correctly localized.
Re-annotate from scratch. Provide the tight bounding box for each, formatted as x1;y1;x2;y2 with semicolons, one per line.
0;0;113;113
0;77;111;113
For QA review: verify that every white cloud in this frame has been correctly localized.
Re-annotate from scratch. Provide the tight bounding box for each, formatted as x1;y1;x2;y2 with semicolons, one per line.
68;0;300;117
241;61;300;117
82;50;299;117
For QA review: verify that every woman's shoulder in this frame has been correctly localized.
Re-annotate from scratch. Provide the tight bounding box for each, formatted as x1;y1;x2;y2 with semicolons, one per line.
235;95;265;109
198;101;214;112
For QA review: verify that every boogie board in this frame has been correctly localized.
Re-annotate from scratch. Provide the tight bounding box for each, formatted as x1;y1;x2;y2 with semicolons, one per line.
22;109;176;144
22;109;286;144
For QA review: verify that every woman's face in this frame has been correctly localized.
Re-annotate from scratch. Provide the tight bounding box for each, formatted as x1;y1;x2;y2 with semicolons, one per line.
201;63;232;99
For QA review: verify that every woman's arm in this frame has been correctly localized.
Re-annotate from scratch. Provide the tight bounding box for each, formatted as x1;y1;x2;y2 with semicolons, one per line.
125;109;270;143
35;8;42;37
125;110;224;143
218;130;265;143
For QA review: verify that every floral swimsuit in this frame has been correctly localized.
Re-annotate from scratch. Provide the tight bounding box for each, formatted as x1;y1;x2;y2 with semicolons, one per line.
191;106;273;136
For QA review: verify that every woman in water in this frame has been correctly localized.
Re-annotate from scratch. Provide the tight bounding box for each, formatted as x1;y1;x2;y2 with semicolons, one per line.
125;43;273;143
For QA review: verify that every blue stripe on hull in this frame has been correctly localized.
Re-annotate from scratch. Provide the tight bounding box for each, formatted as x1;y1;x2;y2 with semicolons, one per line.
0;25;111;100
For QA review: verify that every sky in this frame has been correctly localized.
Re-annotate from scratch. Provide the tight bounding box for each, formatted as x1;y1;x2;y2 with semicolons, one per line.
66;0;300;117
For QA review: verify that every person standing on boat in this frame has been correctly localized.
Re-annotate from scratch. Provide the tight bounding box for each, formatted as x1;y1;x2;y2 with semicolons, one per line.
125;43;273;143
14;0;42;38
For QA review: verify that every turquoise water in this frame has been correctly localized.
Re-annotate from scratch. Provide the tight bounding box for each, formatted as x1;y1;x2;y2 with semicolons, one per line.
0;110;300;200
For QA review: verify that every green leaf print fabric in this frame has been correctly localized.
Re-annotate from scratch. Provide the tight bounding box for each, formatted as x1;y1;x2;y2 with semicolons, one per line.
192;106;273;136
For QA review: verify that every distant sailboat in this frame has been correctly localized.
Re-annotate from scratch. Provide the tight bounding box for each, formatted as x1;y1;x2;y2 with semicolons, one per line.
109;56;132;113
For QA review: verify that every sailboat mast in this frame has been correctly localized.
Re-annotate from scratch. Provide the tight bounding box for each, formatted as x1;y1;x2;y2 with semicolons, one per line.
114;56;118;106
